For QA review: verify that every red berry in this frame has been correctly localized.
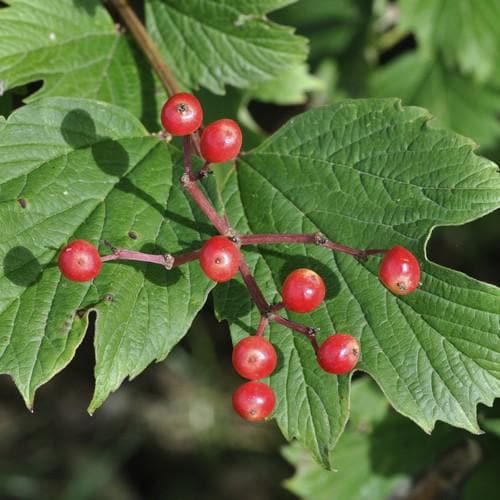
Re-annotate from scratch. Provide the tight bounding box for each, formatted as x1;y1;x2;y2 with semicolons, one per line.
58;240;102;282
281;268;326;313
232;381;276;421
160;92;203;136
232;336;277;380
200;119;242;163
317;334;360;374
199;235;241;282
379;245;420;295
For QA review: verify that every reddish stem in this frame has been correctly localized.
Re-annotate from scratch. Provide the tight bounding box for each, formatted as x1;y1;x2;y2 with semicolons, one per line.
240;233;387;260
182;137;231;235
255;316;269;337
107;0;339;356
101;248;200;269
270;314;320;352
99;245;321;350
238;259;269;314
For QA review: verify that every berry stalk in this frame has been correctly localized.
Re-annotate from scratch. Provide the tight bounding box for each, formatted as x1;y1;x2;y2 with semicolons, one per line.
240;233;387;260
237;259;269;315
255;316;269;337
180;137;323;352
101;246;200;269
270;314;320;351
181;137;232;235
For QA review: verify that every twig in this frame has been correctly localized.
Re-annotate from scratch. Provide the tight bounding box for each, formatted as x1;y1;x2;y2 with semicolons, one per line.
111;0;180;96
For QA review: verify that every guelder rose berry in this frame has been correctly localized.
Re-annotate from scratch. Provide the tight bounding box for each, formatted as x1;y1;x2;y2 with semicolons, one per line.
199;235;241;282
232;381;276;421
379;245;420;295
232;336;277;380
200;119;242;163
58;240;102;282
317;333;360;374
160;92;203;136
282;268;326;313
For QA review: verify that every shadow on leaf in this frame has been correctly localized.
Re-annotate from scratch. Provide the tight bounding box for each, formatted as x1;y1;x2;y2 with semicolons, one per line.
60;109;215;237
3;246;43;287
61;108;129;177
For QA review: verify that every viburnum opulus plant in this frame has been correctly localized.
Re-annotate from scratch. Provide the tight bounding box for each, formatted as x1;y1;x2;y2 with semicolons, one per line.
0;0;499;471
59;92;401;419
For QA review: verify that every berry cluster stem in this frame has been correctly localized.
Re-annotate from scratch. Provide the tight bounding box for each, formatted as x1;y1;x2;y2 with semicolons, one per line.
98;137;388;350
241;233;387;260
270;314;320;351
101;245;200;269
255;316;269;337
97;8;389;351
180;136;322;348
181;137;232;235
238;259;269;314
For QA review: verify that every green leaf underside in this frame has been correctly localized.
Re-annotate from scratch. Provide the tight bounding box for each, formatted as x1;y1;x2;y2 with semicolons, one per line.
214;99;500;468
247;63;323;105
399;0;500;81
283;378;462;499
0;97;214;411
0;0;148;118
145;0;307;94
370;51;500;148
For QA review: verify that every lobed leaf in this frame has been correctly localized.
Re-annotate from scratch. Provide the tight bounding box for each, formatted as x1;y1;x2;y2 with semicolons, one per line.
0;0;156;121
145;0;307;94
215;99;500;467
0;97;214;410
247;63;323;105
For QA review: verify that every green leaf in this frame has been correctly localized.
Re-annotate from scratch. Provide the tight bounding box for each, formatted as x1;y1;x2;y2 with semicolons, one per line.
0;0;155;120
399;0;500;81
282;378;462;499
214;172;350;468
145;0;307;94
0;97;214;410
247;64;323;105
215;99;500;467
370;51;500;147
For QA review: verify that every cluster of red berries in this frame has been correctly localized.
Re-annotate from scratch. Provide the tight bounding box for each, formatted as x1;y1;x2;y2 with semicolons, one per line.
57;92;421;423
160;92;242;163
58;236;419;421
228;266;361;421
